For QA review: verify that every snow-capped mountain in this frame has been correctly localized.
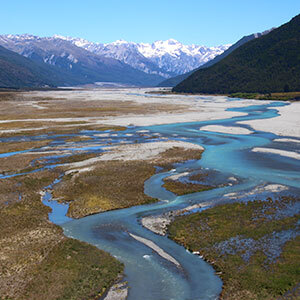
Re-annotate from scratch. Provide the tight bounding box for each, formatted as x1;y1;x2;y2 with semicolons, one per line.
137;39;230;75
55;36;231;78
0;34;230;84
0;34;164;86
159;28;276;87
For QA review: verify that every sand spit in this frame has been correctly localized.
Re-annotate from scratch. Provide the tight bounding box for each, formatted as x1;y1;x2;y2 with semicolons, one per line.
141;215;172;236
238;101;300;138
252;147;300;160
141;203;208;236
200;125;253;135
273;138;300;144
224;184;289;199
166;172;190;181
128;233;181;267
103;281;128;300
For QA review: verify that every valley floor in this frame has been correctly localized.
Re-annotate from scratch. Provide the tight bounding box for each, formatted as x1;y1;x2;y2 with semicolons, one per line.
0;88;299;299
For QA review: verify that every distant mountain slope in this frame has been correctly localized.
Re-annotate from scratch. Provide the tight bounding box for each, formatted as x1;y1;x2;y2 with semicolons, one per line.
0;44;70;88
173;15;300;94
158;29;273;87
0;35;164;86
58;36;230;78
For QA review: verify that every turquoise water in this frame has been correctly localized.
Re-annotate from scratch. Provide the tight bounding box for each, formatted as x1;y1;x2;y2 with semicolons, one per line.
2;96;300;299
61;99;299;300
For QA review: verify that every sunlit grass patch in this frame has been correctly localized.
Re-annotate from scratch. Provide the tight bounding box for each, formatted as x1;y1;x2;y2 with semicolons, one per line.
54;147;204;218
0;168;123;299
54;160;157;218
22;238;123;300
163;178;213;195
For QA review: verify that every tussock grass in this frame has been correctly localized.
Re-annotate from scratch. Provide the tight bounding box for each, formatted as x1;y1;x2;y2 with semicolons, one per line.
168;197;300;299
54;160;156;218
54;147;203;218
0;169;123;299
163;179;213;195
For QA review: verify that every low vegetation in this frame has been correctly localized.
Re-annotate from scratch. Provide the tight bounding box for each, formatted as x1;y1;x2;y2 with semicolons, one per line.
229;92;300;101
54;160;157;218
0;170;123;299
22;238;123;300
163;178;213;195
54;147;202;218
168;197;300;299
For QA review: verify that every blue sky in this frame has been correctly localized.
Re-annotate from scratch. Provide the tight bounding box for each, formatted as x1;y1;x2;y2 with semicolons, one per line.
1;0;300;45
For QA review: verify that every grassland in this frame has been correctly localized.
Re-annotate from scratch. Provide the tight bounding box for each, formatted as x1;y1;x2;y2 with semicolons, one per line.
163;179;213;196
150;89;300;102
0;90;184;139
54;160;156;218
0;90;184;121
0;90;204;299
54;147;202;218
0;169;123;300
0;140;51;154
168;197;300;299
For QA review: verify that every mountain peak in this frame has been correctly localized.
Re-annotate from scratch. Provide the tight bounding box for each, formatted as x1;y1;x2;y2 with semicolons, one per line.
4;34;39;40
0;33;231;80
110;39;133;46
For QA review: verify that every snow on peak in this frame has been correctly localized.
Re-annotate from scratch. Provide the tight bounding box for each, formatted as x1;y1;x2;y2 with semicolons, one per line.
4;34;39;41
0;33;231;78
111;39;129;45
65;37;231;76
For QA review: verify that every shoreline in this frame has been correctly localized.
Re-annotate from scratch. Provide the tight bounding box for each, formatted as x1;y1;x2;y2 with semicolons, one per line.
1;88;299;299
147;89;300;101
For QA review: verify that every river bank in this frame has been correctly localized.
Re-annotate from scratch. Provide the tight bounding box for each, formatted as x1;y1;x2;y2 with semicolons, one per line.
168;196;300;299
1;88;299;299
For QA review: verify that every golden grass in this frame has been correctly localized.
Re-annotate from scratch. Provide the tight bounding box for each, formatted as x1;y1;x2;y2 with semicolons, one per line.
0;169;123;299
54;160;156;218
54;147;203;218
163;179;213;195
0;92;186;121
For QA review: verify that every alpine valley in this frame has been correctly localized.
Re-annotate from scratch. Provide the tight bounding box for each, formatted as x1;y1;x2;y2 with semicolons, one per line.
0;34;229;88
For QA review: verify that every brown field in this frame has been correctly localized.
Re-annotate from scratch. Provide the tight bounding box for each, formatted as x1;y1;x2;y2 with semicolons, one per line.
168;197;300;300
163;178;213;195
0;91;185;122
0;90;204;299
0;169;123;300
54;147;202;218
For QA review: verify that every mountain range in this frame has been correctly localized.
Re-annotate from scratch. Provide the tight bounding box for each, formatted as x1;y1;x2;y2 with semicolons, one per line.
0;35;230;88
173;14;300;94
0;34;166;88
158;29;274;87
55;36;230;78
0;44;64;88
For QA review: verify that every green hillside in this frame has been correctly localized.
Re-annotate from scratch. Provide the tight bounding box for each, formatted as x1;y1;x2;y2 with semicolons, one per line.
173;14;300;94
157;31;272;88
0;45;84;88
